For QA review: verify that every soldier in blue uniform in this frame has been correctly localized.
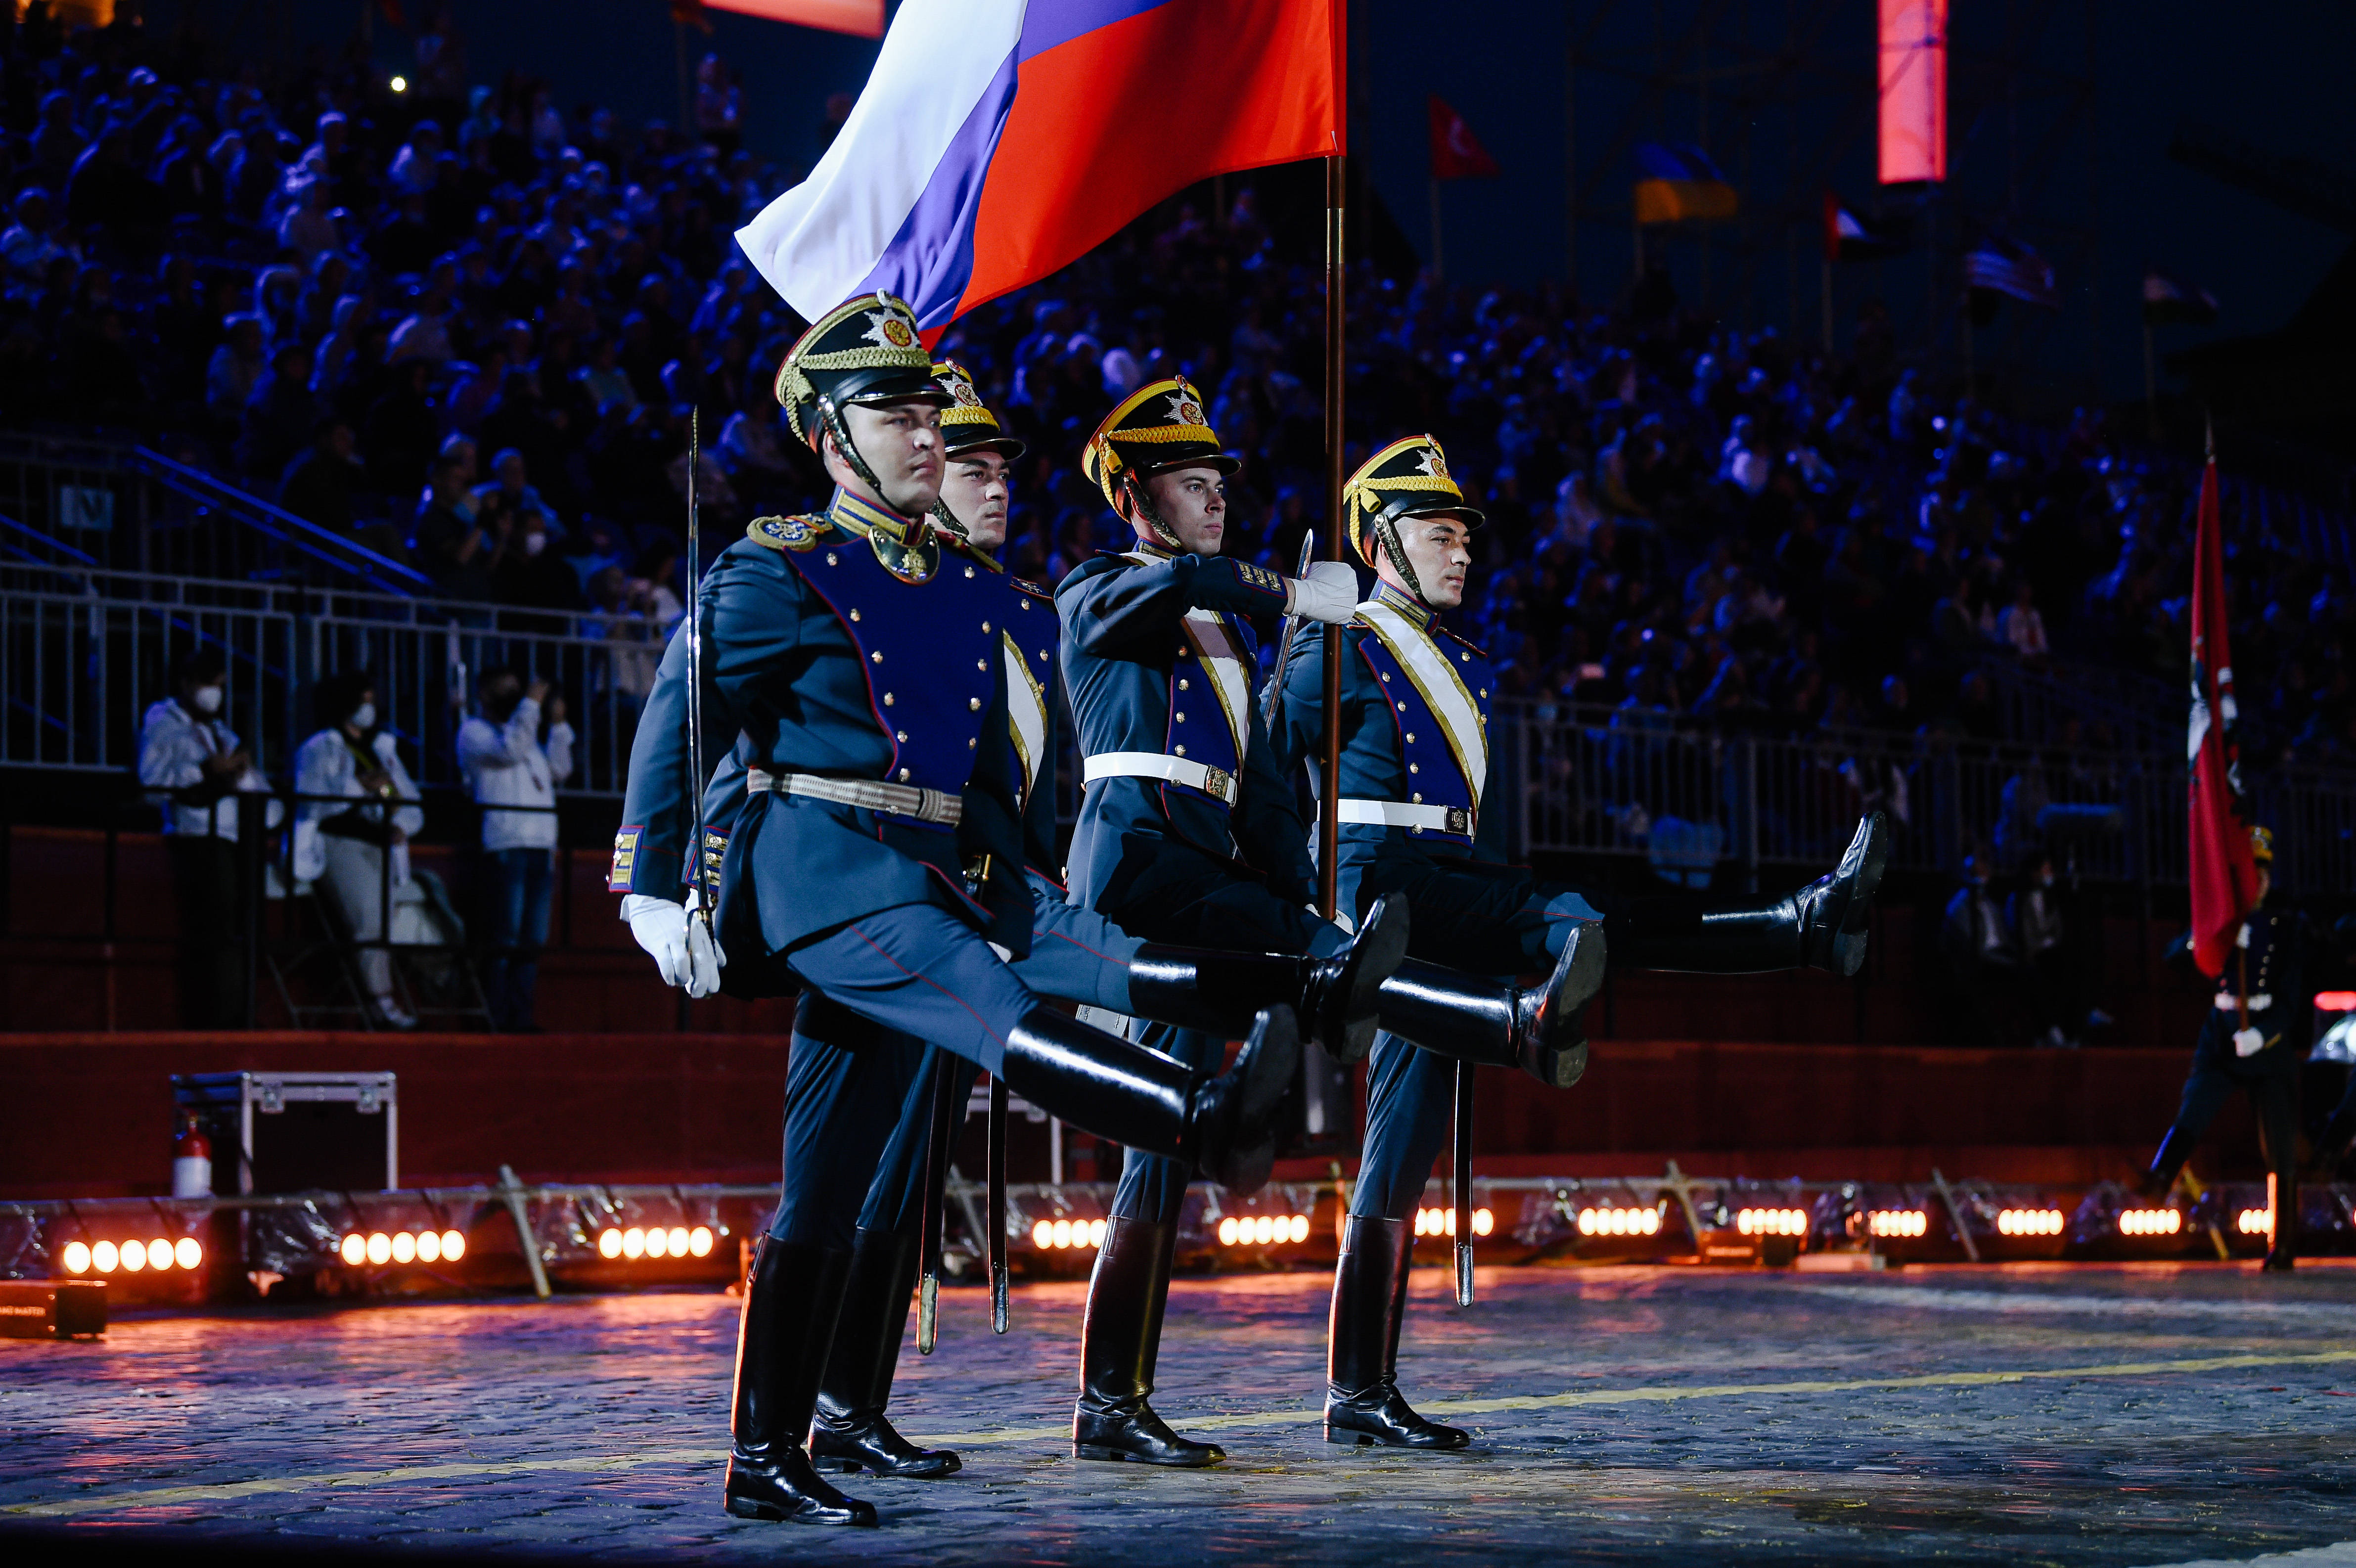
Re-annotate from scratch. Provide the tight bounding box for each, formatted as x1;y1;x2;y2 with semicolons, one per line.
2143;826;2305;1270
786;361;1401;1483
1281;435;1889;1449
1057;385;1599;1468
609;295;1304;1529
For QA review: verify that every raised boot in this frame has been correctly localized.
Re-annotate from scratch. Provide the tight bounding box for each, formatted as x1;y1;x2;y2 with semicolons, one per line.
809;1225;960;1479
1374;922;1604;1089
1324;1215;1468;1450
1127;896;1409;1065
2137;1125;2198;1203
1000;1004;1300;1197
722;1236;876;1526
1073;1216;1224;1466
1607;813;1889;977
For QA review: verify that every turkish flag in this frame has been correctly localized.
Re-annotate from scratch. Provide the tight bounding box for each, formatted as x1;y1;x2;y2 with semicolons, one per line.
2187;449;2257;978
1429;95;1499;180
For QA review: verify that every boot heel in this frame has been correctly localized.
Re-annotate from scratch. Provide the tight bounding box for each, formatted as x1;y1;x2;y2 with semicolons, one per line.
725;1495;790;1522
1323;1425;1373;1446
1074;1443;1128;1462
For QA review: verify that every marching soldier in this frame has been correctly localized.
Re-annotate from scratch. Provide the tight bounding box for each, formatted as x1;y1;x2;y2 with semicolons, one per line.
2144;826;2306;1270
611;294;1303;1528
1279;435;1888;1448
1056;385;1599;1467
793;362;1403;1482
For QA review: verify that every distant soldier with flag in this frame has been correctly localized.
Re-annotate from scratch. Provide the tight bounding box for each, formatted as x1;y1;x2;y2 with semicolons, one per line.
1279;435;1888;1448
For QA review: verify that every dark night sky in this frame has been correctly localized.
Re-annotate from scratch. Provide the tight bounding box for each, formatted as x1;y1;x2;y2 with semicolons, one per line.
259;0;2350;409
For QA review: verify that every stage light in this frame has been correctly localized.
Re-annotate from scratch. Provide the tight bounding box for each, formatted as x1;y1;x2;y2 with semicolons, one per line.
1868;1210;1928;1239
1995;1209;2064;1237
1217;1213;1313;1247
391;1232;416;1264
1217;1217;1237;1245
1736;1208;1809;1237
61;1242;90;1275
1577;1205;1663;1238
1032;1219;1053;1249
599;1228;624;1258
174;1237;202;1269
667;1227;690;1256
646;1228;669;1259
1413;1207;1495;1238
122;1241;145;1272
688;1227;713;1257
2236;1208;2272;1236
417;1231;442;1263
2117;1209;2182;1237
91;1241;118;1273
390;75;408;93
366;1232;393;1264
1051;1219;1073;1249
341;1233;366;1266
1032;1217;1106;1250
622;1227;646;1258
2315;992;2356;1012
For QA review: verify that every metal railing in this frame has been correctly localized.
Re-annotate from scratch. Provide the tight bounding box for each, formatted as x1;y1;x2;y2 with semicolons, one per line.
0;434;430;597
1498;698;2354;896
0;558;667;795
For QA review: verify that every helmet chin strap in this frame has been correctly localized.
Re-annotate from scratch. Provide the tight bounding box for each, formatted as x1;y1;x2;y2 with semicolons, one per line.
1121;471;1183;551
1373;514;1429;603
818;393;914;530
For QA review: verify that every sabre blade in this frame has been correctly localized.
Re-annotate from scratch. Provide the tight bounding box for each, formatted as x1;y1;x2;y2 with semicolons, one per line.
1259;530;1320;730
684;410;710;925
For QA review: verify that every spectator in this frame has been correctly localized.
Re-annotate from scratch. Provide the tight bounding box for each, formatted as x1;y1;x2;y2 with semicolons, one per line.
205;314;267;426
291;671;428;1030
458;668;576;1031
1940;852;2018;1047
415;451;502;603
1;188;77;297
278;417;365;531
2001;578;2051;668
237;340;320;481
136;648;280;1029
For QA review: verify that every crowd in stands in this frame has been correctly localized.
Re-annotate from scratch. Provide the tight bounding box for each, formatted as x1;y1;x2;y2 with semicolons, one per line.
5;4;2351;774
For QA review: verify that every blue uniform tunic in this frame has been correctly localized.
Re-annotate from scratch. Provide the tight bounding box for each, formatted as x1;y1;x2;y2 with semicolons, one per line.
1278;581;1601;1221
612;489;1054;1246
1057;541;1348;1224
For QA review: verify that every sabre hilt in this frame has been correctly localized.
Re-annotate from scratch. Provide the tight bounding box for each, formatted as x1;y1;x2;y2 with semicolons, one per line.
1453;1058;1474;1307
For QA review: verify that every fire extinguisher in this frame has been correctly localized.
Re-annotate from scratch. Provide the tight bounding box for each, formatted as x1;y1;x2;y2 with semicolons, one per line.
172;1110;213;1199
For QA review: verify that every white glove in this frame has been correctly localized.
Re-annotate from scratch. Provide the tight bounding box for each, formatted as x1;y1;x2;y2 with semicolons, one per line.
989;942;1013;962
2232;1027;2265;1058
1287;560;1361;625
622;893;727;999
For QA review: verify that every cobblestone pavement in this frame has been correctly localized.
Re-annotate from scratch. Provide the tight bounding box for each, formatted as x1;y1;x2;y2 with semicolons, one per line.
4;1262;2355;1565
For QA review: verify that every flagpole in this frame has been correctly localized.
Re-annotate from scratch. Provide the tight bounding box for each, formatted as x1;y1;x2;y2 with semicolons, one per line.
1318;6;1347;924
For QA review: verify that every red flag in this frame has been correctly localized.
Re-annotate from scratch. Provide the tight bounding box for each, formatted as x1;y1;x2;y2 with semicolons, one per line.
2187;447;2257;978
1428;95;1499;180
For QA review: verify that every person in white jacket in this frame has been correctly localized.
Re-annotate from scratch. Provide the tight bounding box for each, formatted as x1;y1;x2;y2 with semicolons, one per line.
294;672;428;1029
457;666;574;1030
137;647;281;1027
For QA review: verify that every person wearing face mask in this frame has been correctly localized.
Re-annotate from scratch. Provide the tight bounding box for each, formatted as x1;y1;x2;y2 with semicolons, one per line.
1277;435;1885;1451
137;647;280;1027
459;666;574;1030
293;671;429;1029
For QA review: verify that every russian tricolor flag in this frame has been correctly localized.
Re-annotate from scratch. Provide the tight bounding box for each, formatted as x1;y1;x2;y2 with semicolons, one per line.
736;0;1344;334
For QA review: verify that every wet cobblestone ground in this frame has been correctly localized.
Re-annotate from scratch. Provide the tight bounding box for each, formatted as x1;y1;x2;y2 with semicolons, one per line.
3;1262;2355;1565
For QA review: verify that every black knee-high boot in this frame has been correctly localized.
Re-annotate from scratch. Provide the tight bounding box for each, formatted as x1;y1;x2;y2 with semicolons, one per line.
1607;812;1888;977
1001;1005;1299;1197
1325;1215;1468;1450
1127;896;1408;1065
1373;921;1604;1088
809;1225;961;1478
723;1236;875;1526
1072;1216;1223;1466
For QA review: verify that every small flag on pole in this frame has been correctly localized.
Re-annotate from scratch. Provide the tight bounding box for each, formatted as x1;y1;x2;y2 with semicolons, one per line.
1428;96;1499;180
1821;192;1909;262
1633;143;1738;224
2187;439;2257;978
1964;236;2059;310
2143;270;2220;326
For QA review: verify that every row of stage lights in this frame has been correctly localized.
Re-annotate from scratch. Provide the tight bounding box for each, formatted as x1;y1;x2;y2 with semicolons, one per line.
1577;1206;1662;1237
1735;1207;1809;1237
60;1238;201;1275
2117;1209;2183;1237
596;1226;716;1260
1995;1209;2066;1236
1868;1210;1929;1238
1034;1217;1106;1251
2234;1208;2275;1236
341;1230;468;1266
1413;1207;1495;1238
1219;1213;1312;1247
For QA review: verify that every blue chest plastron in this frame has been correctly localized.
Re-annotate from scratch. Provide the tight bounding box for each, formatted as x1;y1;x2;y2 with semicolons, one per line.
1160;608;1254;809
1003;577;1059;804
1352;624;1495;848
790;531;1002;825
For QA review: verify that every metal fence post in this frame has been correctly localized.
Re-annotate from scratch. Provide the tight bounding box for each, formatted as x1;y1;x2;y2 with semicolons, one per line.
1741;735;1760;896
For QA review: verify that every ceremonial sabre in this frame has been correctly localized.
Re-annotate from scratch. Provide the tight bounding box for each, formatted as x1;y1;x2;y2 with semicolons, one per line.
1259;531;1319;732
685;410;711;931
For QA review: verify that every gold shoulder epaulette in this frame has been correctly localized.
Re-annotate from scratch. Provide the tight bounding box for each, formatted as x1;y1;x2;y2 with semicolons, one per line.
1011;577;1054;601
747;513;831;553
